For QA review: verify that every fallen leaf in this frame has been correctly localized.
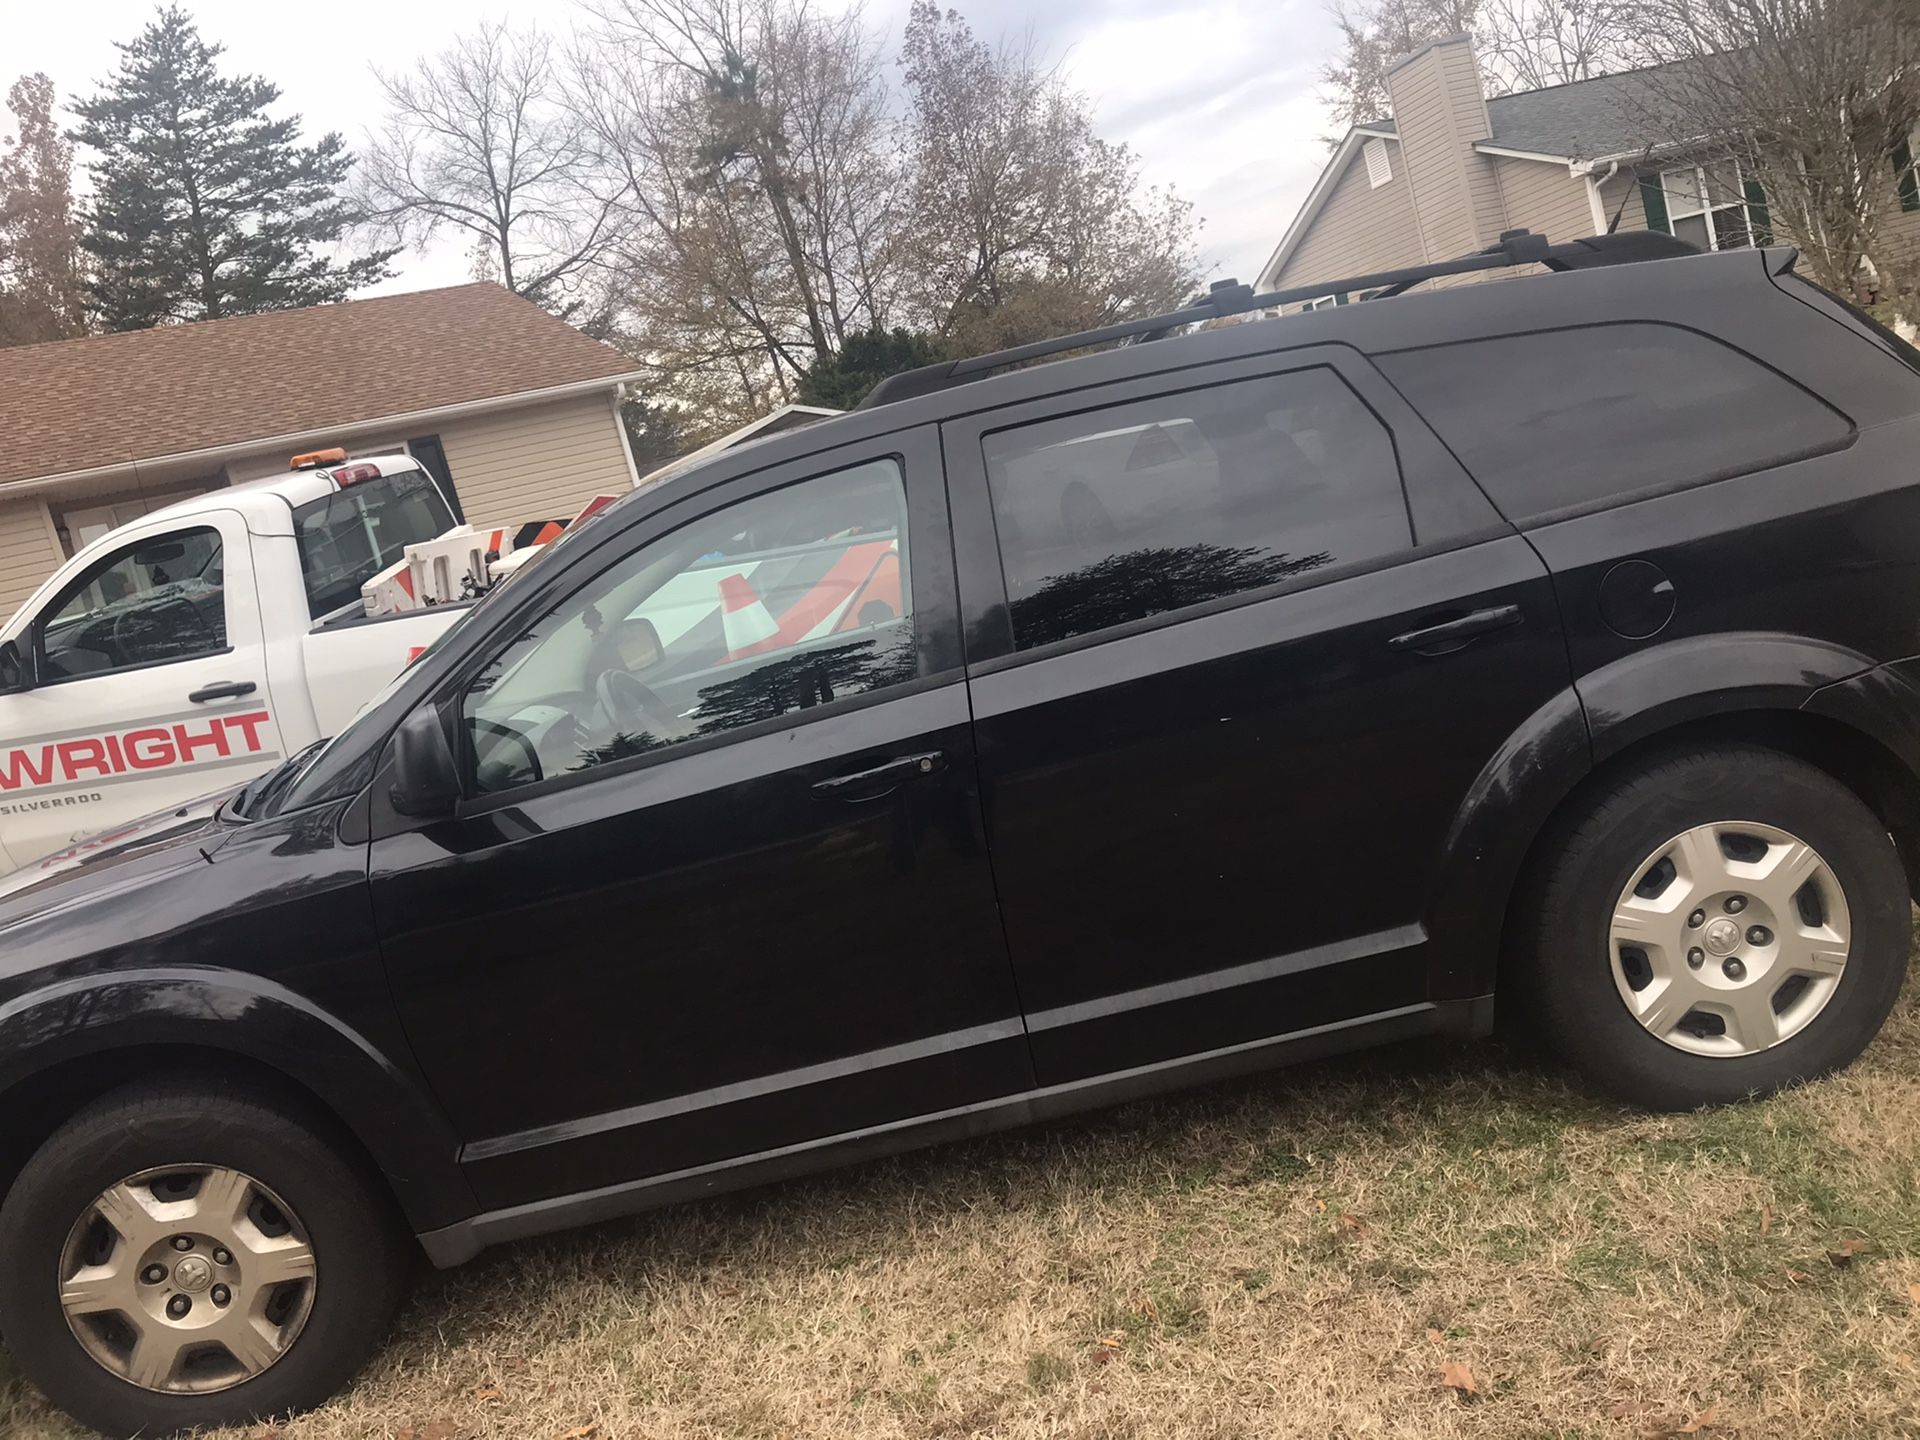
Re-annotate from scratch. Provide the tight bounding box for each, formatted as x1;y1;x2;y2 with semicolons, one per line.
1828;1237;1871;1268
475;1387;505;1404
1439;1360;1478;1398
1679;1403;1721;1432
1909;1281;1920;1306
1785;1268;1815;1285
1091;1331;1125;1365
1760;1203;1772;1237
1608;1396;1644;1419
1315;1197;1328;1213
1337;1212;1368;1233
1426;1327;1445;1344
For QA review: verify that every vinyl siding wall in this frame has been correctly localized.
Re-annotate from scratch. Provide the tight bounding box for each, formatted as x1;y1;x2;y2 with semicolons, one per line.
1494;155;1594;244
1271;141;1424;308
1388;39;1501;265
437;393;635;526
0;497;64;619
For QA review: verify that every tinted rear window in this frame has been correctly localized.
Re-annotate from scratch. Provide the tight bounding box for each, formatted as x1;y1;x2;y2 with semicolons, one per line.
293;467;455;619
1378;322;1852;523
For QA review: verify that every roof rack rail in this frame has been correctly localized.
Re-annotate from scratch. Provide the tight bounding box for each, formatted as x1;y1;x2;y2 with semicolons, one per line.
857;229;1698;411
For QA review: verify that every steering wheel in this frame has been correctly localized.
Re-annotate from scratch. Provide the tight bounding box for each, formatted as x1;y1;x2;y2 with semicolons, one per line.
594;667;678;736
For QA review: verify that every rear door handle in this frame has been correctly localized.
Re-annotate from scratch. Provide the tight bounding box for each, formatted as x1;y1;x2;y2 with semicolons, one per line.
1388;604;1523;656
187;680;258;703
810;750;946;800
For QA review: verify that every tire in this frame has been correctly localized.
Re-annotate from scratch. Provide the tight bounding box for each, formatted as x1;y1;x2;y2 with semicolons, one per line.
0;1076;413;1438
1514;744;1910;1110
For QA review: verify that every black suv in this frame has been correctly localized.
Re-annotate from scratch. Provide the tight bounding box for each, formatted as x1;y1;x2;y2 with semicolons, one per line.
6;233;1920;1437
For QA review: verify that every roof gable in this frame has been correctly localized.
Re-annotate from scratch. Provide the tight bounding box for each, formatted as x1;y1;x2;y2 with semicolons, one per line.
0;284;639;489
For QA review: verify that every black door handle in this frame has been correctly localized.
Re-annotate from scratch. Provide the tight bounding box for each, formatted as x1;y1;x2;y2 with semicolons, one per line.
187;680;258;703
1388;604;1524;656
810;750;946;800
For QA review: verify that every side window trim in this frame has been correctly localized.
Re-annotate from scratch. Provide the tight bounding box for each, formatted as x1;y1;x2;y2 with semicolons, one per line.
943;346;1440;672
32;522;235;685
438;428;958;812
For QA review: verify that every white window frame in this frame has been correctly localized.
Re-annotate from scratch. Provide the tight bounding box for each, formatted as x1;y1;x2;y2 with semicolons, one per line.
1302;295;1340;312
1660;164;1756;251
1364;138;1393;189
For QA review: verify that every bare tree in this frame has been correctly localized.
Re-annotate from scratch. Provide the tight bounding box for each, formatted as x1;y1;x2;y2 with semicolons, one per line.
0;73;87;345
1321;0;1482;131
1321;0;1642;134
569;0;904;409
1477;0;1644;90
1627;0;1920;311
899;1;1199;355
358;23;626;311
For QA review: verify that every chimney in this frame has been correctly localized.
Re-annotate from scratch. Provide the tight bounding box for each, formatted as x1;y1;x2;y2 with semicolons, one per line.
1384;35;1507;262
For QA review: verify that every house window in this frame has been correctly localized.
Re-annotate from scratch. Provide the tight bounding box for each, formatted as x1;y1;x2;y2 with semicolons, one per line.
53;484;222;557
1896;130;1919;214
1364;138;1393;188
1302;295;1343;311
1658;164;1757;250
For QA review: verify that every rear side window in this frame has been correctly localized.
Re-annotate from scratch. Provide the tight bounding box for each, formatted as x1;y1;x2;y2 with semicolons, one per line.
293;467;456;619
982;367;1410;651
1378;323;1852;523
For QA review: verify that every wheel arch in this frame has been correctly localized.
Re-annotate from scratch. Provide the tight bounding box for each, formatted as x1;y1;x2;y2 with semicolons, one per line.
1473;705;1920;1001
0;972;475;1241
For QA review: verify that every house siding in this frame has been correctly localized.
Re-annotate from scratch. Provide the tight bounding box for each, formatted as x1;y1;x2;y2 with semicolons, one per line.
0;497;67;618
1495;155;1593;243
1271;140;1425;305
1389;38;1502;264
437;393;635;526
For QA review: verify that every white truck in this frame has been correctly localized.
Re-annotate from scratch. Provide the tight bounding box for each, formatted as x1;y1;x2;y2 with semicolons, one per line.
0;452;491;876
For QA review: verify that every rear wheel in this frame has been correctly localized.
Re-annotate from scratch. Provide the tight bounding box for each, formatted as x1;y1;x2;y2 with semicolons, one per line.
1517;745;1910;1108
0;1078;412;1438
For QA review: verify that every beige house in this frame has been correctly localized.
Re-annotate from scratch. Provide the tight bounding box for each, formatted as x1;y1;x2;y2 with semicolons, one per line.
1261;35;1920;312
0;282;647;614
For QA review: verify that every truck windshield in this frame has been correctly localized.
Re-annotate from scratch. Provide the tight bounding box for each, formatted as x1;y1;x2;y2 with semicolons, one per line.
293;468;455;620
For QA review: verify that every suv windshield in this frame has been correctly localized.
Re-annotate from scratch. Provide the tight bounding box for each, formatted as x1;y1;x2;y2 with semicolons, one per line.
293;467;455;619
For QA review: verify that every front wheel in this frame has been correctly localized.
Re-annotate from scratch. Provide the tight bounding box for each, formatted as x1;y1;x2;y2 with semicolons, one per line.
1516;745;1910;1109
0;1078;413;1438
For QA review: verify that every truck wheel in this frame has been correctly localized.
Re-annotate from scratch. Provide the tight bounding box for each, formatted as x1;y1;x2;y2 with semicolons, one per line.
1516;745;1910;1110
0;1077;413;1438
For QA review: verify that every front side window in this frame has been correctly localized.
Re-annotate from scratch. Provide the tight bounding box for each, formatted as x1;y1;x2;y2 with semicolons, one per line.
461;459;915;795
982;368;1410;651
293;467;456;619
1378;323;1853;523
38;526;228;680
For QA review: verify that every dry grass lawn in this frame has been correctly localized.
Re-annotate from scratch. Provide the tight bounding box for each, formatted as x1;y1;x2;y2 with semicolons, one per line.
10;948;1920;1439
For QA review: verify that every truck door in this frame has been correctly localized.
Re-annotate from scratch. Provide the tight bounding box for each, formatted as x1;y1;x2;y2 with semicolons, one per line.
0;509;288;869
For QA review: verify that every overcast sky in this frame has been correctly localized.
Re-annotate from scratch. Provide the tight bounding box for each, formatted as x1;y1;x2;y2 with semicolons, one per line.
3;0;1342;297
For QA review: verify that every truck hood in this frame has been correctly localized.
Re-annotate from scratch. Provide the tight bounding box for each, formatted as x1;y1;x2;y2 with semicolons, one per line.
0;787;236;909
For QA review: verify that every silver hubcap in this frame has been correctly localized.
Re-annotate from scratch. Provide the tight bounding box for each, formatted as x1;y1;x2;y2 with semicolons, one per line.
58;1166;317;1394
1610;821;1851;1057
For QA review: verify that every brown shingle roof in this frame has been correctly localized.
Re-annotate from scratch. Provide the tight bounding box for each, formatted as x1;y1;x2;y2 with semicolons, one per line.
0;283;640;488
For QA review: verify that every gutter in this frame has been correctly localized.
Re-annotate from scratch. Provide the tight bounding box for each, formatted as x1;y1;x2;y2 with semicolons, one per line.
0;370;649;500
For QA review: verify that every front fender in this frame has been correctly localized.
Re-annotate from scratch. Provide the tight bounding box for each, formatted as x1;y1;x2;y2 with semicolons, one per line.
0;966;475;1232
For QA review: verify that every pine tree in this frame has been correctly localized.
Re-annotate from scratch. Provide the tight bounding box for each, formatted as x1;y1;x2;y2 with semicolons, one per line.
73;6;394;329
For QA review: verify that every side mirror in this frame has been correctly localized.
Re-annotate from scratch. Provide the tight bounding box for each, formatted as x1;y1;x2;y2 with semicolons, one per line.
388;706;460;817
0;639;32;695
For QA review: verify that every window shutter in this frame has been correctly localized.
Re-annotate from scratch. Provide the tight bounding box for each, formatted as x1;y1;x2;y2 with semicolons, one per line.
1743;178;1772;244
1638;174;1671;234
1896;140;1919;214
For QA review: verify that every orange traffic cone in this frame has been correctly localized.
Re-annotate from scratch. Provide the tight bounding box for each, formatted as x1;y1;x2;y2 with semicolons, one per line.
719;573;780;658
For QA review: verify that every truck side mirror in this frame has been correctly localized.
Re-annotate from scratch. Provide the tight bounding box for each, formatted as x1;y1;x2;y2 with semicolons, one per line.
0;639;32;695
389;706;460;817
